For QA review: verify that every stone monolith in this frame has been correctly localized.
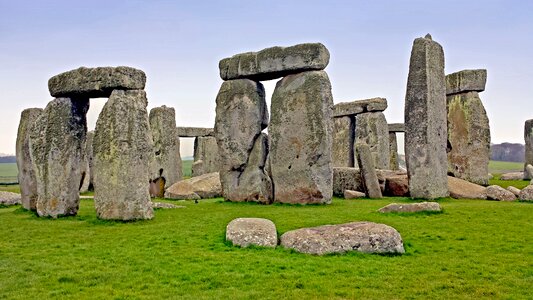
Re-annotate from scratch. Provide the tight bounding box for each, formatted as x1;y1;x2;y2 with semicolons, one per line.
192;136;219;177
332;116;354;167
524;119;533;179
354;112;390;170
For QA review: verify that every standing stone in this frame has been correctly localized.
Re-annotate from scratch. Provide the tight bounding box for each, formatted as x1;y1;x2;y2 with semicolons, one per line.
447;91;490;185
524;120;533;179
16;108;43;210
270;70;333;204
79;131;94;193
404;34;449;199
355;143;382;198
149;106;182;187
332;116;354;167
389;132;400;170
354;112;390;170
29;98;89;217
93;90;154;220
214;79;272;203
192;136;219;177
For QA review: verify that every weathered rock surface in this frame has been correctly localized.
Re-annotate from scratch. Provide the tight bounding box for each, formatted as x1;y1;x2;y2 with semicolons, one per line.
404;35;449;199
164;172;222;200
214;79;272;203
384;174;409;197
332;116;354;167
48;66;146;98
151;202;185;209
333;98;387;117
79;131;94;193
354;112;390;170
388;123;405;132
485;185;517;201
518;185;533;201
333;167;406;196
226;218;278;248
270;70;333;204
525;164;533;180
525;120;533;179
389;132;400;170
378;202;441;213
93;90;154;220
16;108;43;210
192;136;219;177
149;106;182;187
355;143;382;198
344;190;366;199
500;172;524;180
29;98;88;218
447;176;486;199
0;191;21;206
176;127;214;137
447;91;490;185
219;43;330;81
507;186;521;196
445;69;487;95
280;222;405;255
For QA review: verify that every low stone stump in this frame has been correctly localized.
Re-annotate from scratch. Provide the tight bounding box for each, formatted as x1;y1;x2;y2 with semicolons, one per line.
385;174;409;197
164;172;222;200
0;191;21;206
226;218;278;248
485;185;517;201
344;190;365;199
151;202;185;209
518;185;533;201
280;222;404;255
378;202;441;213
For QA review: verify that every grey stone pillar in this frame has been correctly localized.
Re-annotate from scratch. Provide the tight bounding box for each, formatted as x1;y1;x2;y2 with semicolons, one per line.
354;112;390;170
524;119;533;179
332;116;354;167
192;136;220;177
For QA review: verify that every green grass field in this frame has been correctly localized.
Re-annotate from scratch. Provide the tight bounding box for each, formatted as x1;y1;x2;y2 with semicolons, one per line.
0;163;18;183
182;159;193;178
0;197;532;299
488;160;523;173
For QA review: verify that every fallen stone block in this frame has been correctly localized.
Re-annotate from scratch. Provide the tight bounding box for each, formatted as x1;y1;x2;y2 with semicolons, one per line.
226;218;278;248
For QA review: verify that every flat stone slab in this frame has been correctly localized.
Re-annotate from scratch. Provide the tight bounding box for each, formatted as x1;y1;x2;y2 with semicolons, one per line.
378;202;441;213
176;127;214;137
448;176;486;199
151;202;186;209
219;43;330;81
333;97;387;117
226;218;277;248
0;191;21;206
280;221;405;255
446;69;487;95
164;172;222;200
344;190;365;199
500;172;524;180
388;123;405;132
48;66;146;98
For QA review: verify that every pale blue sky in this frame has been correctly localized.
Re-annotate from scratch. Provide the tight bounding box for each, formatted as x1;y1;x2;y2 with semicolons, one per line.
1;0;532;156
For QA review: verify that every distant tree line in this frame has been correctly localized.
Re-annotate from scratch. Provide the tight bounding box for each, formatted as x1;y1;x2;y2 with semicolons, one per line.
0;156;16;163
490;143;524;162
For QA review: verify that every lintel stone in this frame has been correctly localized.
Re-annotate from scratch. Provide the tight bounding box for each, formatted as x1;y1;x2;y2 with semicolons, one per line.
445;69;487;95
333;97;387;117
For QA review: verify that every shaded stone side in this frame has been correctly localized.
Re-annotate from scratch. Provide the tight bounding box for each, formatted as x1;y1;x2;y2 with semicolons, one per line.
192;136;220;177
29;98;89;217
332;116;354;167
149;106;182;187
16;108;43;210
355;143;382;198
524;119;533;179
79;131;94;193
389;132;400;171
214;79;272;203
447;92;490;185
93;90;154;220
404;35;449;199
354;112;390;170
269;70;333;204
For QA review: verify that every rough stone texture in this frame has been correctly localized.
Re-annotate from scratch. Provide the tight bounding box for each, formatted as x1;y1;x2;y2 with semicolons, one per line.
447;91;490;185
332;167;406;196
0;191;22;206
219;43;330;81
447;176;486;199
378;202;441;213
192;136;219;177
79;131;94;193
525;164;533;180
507;186;521;196
29;98;88;217
270;70;333;204
93;90;154;220
333;98;387;117
344;190;365;199
485;185;517;201
445;69;487;95
388;123;405;133
404;35;449;199
384;174;410;197
151;202;185;209
500;172;524;180
226;218;278;248
149;106;182;187
354;112;390;170
16;108;43;210
164;172;222;200
176;127;214;137
389;132;400;170
524;120;533;179
214;79;272;203
332;116;354;167
355;143;382;198
280;222;405;255
518;185;533;201
48;66;145;98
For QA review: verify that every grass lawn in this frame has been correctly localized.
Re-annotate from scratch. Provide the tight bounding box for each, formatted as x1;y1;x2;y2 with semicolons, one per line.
182;159;193;178
488;160;523;174
1;197;532;299
0;163;17;183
